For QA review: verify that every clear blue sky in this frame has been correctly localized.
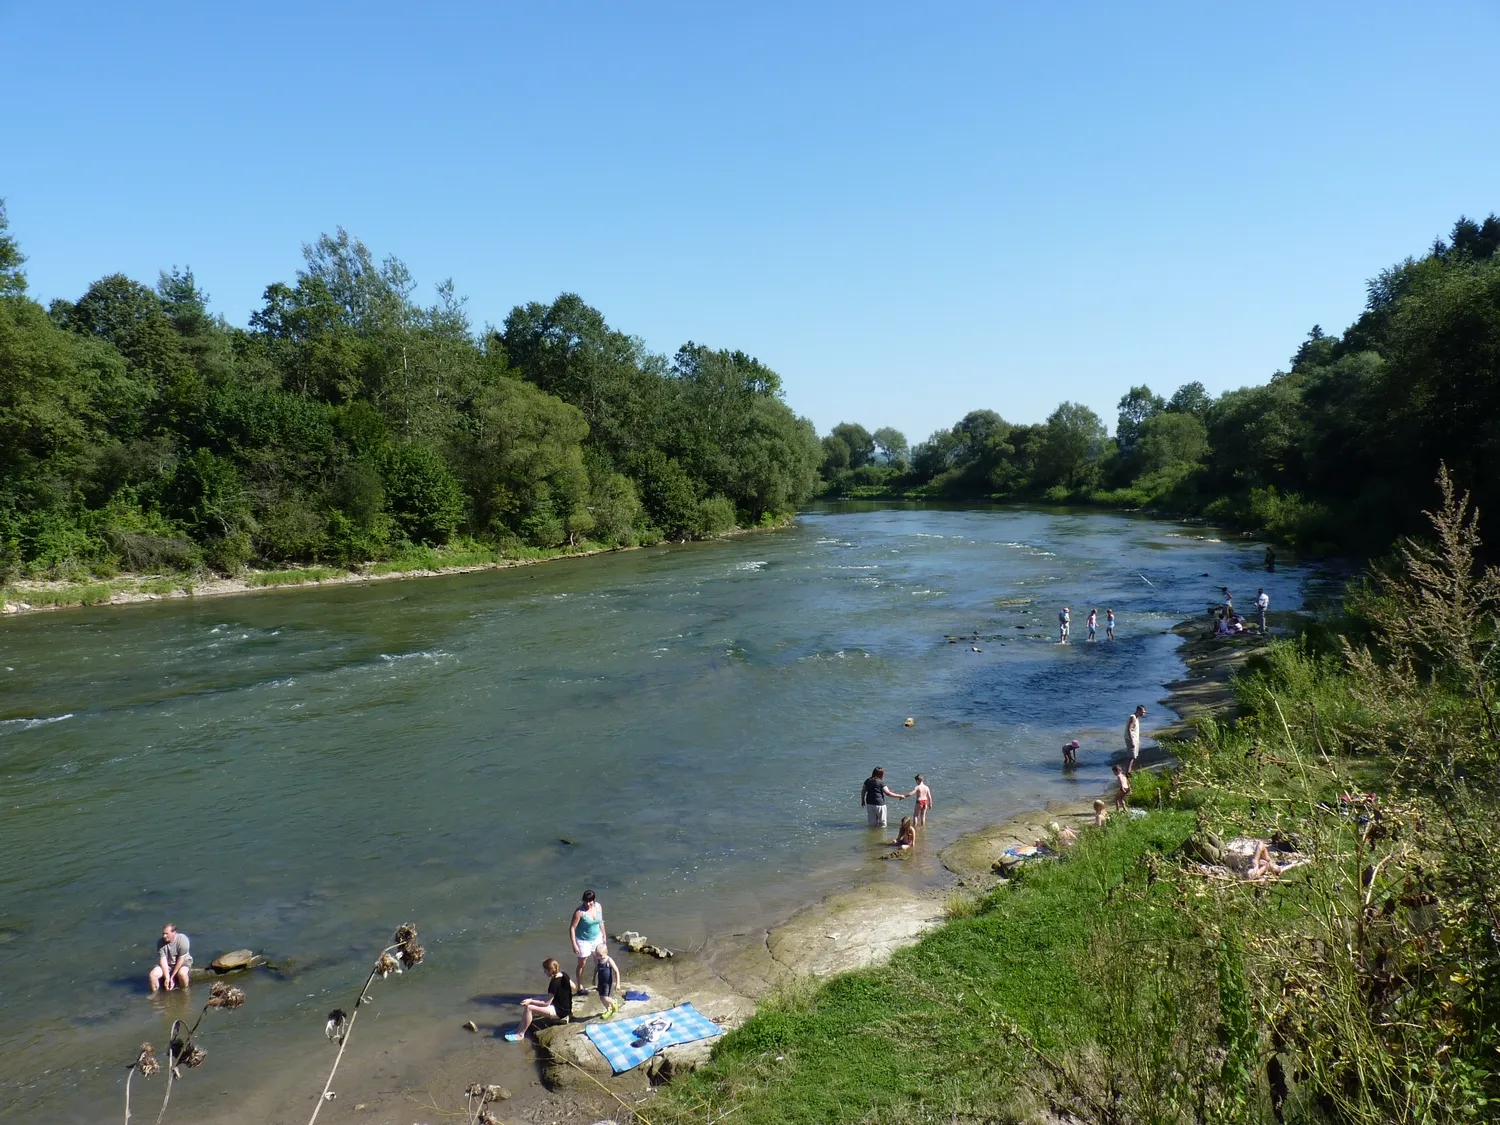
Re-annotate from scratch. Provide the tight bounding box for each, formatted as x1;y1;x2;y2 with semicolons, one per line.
5;1;1498;442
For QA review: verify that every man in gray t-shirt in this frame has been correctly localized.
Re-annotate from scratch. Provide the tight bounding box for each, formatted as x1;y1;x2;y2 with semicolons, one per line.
149;923;192;992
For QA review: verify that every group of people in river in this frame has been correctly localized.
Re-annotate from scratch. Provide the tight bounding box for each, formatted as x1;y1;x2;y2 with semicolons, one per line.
1057;606;1115;643
860;767;932;854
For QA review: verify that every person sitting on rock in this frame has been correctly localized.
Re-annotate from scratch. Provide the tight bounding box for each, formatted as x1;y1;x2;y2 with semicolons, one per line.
505;959;573;1040
149;923;192;992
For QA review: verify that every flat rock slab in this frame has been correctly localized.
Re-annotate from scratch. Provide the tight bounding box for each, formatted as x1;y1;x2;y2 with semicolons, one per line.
211;949;257;972
537;884;945;1090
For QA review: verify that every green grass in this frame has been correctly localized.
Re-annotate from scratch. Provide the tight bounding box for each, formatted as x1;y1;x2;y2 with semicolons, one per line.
366;543;502;574
656;812;1194;1124
246;566;345;587
3;582;119;608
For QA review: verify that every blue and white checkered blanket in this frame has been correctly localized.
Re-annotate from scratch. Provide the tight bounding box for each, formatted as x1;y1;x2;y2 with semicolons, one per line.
583;1002;723;1073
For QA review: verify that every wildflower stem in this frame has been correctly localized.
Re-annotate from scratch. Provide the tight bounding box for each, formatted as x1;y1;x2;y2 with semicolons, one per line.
123;1064;135;1125
154;1019;184;1125
306;943;401;1125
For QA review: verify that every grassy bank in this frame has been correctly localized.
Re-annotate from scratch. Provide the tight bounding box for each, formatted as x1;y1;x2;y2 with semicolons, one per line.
0;542;608;614
0;523;790;617
655;479;1500;1124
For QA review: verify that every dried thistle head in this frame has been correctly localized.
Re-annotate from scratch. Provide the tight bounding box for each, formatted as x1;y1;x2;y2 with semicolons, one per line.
478;1111;500;1125
465;1082;486;1099
374;952;399;978
170;1040;207;1070
325;1009;349;1042
136;1043;159;1078
392;923;424;967
207;982;246;1009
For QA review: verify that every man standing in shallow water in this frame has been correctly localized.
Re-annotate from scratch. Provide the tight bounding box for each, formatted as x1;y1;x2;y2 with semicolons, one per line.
149;922;191;992
861;767;907;828
1125;704;1147;775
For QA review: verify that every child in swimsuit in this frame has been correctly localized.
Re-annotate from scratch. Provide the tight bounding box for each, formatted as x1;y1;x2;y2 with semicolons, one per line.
889;816;917;850
1062;740;1080;767
1112;765;1131;812
1106;609;1115;641
594;948;622;1019
1087;609;1097;641
911;775;932;826
1093;799;1108;827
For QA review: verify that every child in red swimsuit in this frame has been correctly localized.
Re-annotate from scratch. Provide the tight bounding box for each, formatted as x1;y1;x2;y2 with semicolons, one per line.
911;775;933;826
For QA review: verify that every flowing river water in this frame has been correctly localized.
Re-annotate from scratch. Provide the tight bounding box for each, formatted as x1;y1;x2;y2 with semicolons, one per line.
0;504;1310;1122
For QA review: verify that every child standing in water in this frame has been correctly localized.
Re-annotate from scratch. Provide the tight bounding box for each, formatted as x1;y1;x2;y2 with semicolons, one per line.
911;775;933;826
1111;764;1131;812
1058;606;1070;643
1106;608;1116;641
1087;609;1098;642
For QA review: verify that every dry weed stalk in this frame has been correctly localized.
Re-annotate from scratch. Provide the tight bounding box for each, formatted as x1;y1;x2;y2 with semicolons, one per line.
122;1043;158;1124
307;923;425;1125
136;981;245;1125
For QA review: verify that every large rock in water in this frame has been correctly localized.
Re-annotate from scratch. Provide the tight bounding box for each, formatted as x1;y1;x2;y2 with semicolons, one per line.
211;949;258;972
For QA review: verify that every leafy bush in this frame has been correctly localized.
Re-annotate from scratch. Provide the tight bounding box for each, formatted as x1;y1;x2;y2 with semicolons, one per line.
380;445;465;545
695;495;737;537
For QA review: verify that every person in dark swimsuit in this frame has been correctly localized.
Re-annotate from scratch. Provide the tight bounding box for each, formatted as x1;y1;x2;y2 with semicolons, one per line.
506;959;574;1040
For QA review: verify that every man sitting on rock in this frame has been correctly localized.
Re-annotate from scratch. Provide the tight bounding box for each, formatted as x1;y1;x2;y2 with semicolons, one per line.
149;922;192;992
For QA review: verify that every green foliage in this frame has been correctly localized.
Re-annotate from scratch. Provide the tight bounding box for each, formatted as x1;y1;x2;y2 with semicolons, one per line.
821;215;1500;553
380;444;465;545
0;210;822;578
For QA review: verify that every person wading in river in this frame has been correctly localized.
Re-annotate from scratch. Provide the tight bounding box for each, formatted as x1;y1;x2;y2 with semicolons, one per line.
1125;704;1147;775
861;767;907;829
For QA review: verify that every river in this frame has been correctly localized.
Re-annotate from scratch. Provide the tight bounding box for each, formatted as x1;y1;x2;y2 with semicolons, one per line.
0;504;1306;1122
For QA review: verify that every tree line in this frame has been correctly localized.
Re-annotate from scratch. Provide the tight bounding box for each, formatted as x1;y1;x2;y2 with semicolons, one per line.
0;207;823;579
819;213;1500;556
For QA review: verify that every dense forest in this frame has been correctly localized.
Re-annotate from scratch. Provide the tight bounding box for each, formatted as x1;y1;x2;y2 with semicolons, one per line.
820;214;1500;556
0;203;822;580
3;208;1497;582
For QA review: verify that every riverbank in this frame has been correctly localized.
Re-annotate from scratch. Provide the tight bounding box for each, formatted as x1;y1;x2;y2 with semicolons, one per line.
0;521;790;619
475;618;1274;1123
